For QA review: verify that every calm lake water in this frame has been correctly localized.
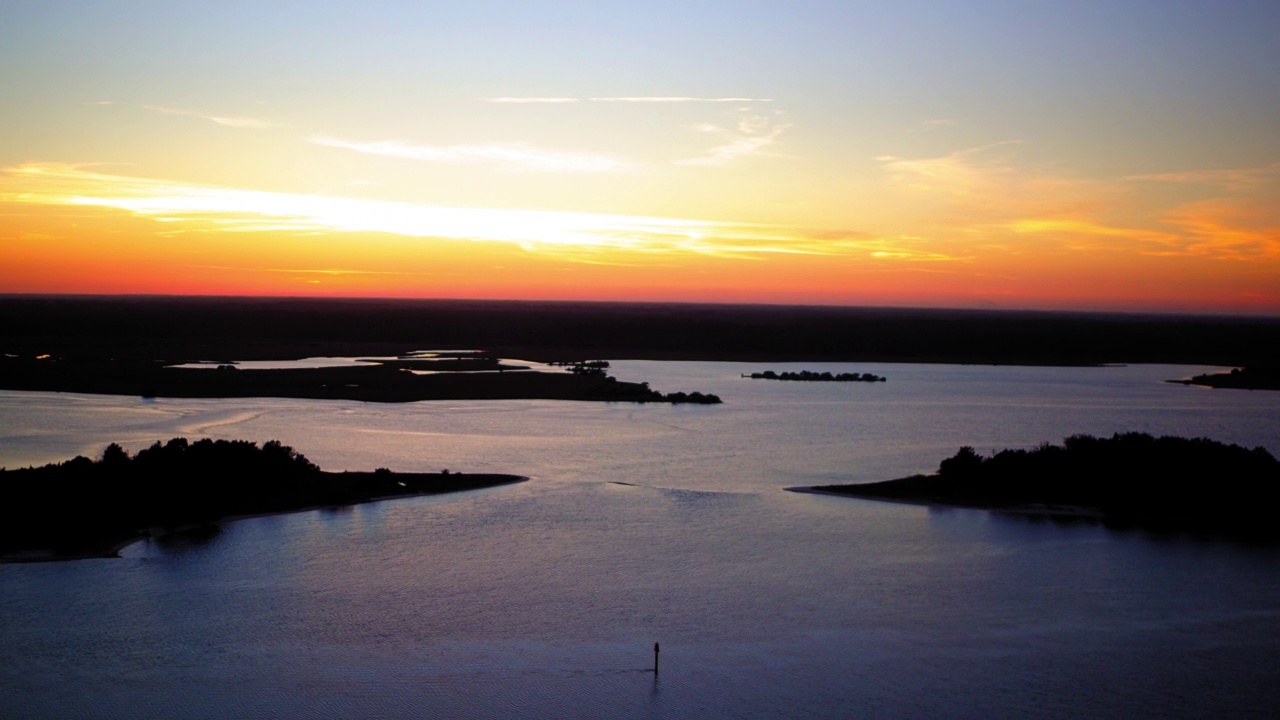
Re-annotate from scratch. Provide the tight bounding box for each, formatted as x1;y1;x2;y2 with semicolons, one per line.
3;362;1280;719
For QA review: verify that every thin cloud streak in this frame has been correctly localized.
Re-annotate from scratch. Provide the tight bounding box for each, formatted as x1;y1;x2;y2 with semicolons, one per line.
483;97;580;103
309;136;630;173
145;105;278;129
1124;163;1280;191
482;96;773;104
1;163;958;265
592;96;773;103
190;265;439;276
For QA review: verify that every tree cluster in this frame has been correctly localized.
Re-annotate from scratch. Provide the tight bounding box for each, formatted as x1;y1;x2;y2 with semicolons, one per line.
932;432;1279;534
0;438;348;555
749;370;885;382
582;376;721;404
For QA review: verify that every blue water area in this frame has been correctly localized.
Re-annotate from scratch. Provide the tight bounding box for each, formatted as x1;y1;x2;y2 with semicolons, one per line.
2;363;1279;719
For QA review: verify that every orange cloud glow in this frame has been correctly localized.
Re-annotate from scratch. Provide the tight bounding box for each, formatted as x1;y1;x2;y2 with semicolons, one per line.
3;157;1279;313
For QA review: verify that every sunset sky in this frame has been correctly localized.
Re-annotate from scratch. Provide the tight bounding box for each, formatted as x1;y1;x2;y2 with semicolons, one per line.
3;1;1278;313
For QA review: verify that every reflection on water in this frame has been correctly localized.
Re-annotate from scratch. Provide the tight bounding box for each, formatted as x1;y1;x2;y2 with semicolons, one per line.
167;356;386;370
2;363;1280;719
149;524;223;553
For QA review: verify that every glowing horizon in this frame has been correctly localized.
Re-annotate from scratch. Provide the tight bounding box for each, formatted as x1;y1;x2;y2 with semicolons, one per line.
2;2;1278;314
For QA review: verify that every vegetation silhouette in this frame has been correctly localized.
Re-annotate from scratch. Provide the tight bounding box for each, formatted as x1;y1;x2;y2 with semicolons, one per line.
0;438;525;561
1169;366;1280;391
809;433;1280;540
0;354;720;404
746;370;885;382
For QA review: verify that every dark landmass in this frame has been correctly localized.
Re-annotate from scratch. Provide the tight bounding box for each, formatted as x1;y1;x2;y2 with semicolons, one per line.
3;295;1278;366
0;353;720;404
0;438;527;562
747;370;886;382
801;433;1280;541
357;356;530;372
1169;367;1280;391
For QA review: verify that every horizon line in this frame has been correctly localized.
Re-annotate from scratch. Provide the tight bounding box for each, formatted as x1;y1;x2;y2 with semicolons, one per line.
1;292;1275;320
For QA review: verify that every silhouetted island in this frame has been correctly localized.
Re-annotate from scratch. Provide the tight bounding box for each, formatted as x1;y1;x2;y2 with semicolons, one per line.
0;354;721;404
1168;367;1280;391
0;438;527;562
746;370;885;382
796;433;1280;540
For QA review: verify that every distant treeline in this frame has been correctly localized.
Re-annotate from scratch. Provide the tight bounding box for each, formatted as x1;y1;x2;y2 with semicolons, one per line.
5;296;1279;366
818;433;1280;540
0;438;522;559
747;370;885;382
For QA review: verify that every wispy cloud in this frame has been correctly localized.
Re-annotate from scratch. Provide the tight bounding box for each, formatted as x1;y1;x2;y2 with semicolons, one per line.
875;143;1280;262
1002;196;1280;260
676;111;790;166
1161;199;1280;260
1005;219;1182;248
145;105;278;129
310;136;630;173
1006;214;1280;260
876;141;1022;196
591;96;773;103
1;163;956;265
483;97;580;104
1124;163;1280;191
190;265;436;276
482;96;773;104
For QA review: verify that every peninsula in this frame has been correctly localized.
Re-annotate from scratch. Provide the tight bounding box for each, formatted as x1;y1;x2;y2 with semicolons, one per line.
1168;367;1280;391
798;433;1280;540
0;438;527;562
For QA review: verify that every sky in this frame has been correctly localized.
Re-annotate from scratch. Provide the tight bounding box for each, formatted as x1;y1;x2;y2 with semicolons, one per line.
2;1;1279;313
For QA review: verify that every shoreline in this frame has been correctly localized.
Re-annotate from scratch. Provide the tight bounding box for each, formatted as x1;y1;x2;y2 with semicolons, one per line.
1;471;528;564
786;485;1107;519
790;432;1280;543
0;358;720;405
1166;366;1280;392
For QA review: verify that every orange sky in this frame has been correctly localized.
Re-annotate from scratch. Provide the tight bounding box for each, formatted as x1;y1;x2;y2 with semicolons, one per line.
3;3;1279;313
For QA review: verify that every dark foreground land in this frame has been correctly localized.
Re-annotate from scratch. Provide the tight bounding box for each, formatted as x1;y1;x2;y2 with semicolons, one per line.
800;433;1280;541
0;438;526;562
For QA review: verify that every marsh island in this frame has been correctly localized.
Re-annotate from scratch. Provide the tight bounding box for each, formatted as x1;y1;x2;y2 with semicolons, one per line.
0;352;721;404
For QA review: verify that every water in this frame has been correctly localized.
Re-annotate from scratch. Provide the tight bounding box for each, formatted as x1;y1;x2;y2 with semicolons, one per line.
2;362;1280;719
